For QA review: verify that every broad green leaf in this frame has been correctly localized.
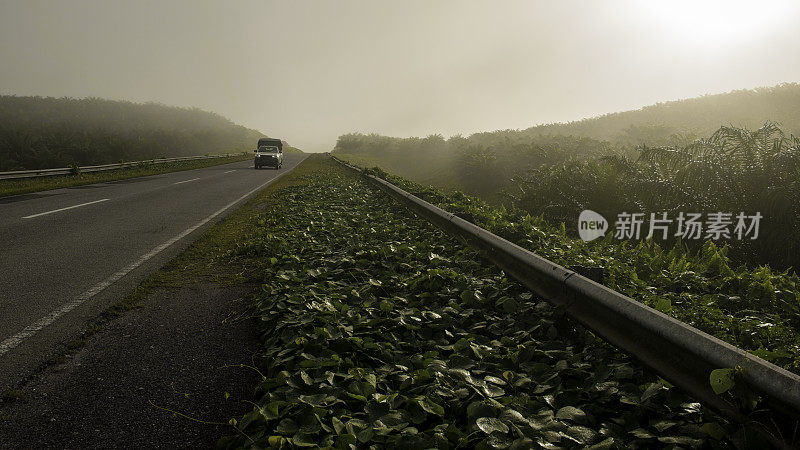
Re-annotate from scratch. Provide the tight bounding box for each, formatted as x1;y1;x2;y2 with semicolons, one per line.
292;432;316;447
629;428;654;439
418;398;445;416
476;417;509;434
482;382;505;398
298;394;329;407
555;406;586;423
485;375;506;386
331;416;345;435
640;382;664;402
709;368;735;394
564;425;597;445
587;437;615;449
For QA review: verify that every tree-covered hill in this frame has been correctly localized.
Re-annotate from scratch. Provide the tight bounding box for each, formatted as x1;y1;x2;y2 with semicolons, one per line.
333;83;800;270
478;82;800;148
0;95;299;170
333;83;800;198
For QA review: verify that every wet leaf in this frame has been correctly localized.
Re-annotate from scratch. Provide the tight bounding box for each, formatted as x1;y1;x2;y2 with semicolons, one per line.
555;406;586;423
418;398;445;416
477;417;509;434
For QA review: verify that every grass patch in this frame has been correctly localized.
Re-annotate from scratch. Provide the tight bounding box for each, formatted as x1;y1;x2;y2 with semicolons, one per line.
0;154;252;198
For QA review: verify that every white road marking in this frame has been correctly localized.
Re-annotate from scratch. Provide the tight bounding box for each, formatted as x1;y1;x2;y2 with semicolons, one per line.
23;198;110;219
0;170;292;357
223;170;236;174
173;177;200;185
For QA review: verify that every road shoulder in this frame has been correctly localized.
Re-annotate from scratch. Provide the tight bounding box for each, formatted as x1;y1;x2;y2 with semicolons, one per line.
0;283;262;449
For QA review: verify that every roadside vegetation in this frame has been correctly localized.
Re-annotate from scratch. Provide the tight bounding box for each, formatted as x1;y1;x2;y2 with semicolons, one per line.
334;132;608;205
357;165;800;377
0;154;251;198
216;157;748;448
333;83;800;196
332;85;800;272
0;95;300;171
335;123;800;271
507;122;800;270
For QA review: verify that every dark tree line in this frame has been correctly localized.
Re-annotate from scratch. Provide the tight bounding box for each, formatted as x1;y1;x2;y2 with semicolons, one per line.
334;132;609;203
0;96;267;170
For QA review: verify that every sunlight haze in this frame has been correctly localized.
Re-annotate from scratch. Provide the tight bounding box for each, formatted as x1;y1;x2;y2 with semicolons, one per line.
1;0;799;151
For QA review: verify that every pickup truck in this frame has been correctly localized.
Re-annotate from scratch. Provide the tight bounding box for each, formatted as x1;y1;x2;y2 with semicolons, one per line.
254;138;283;169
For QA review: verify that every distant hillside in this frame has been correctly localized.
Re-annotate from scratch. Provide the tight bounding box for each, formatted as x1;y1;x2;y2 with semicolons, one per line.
333;82;800;199
479;82;800;148
335;84;800;271
0;96;299;171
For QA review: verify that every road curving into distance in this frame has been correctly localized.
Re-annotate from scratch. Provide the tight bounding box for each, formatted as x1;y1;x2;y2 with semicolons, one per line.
0;154;307;391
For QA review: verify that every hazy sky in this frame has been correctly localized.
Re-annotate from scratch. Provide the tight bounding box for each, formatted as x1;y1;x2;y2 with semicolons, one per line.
2;1;800;151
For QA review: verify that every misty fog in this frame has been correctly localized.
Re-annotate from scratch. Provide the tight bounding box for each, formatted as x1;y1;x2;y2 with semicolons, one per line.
1;0;799;151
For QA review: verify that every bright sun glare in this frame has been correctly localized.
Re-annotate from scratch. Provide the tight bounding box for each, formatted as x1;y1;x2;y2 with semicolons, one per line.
636;0;797;49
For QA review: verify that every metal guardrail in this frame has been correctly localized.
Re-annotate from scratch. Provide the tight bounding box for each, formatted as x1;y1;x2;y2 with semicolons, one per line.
331;154;800;448
0;154;243;180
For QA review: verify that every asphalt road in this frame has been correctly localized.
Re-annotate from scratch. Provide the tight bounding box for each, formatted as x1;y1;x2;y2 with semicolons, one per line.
0;154;307;391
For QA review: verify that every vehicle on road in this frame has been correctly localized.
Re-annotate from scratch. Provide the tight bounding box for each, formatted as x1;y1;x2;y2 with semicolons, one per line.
254;138;283;169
